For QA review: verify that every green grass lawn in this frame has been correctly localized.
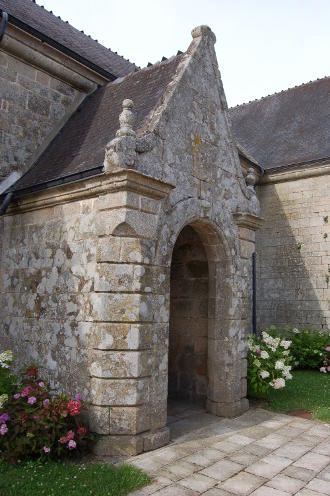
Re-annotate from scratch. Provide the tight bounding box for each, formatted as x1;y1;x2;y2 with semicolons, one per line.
249;370;330;422
0;459;150;496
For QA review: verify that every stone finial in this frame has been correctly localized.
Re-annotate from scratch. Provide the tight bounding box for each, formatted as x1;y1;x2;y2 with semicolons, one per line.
246;168;257;188
191;25;216;44
104;99;137;171
245;168;260;215
116;99;136;137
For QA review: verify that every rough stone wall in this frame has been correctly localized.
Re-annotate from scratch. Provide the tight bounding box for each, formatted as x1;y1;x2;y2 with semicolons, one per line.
0;50;82;181
0;198;96;398
169;226;208;404
256;170;330;330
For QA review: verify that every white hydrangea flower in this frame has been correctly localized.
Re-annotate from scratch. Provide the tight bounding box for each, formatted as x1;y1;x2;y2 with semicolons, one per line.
282;365;292;379
0;350;13;368
293;328;300;334
280;340;291;350
253;359;261;368
282;350;290;356
275;360;285;370
272;378;286;389
260;370;270;379
0;394;8;409
260;350;269;359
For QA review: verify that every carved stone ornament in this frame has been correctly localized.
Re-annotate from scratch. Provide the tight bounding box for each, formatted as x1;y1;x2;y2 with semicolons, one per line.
104;99;137;171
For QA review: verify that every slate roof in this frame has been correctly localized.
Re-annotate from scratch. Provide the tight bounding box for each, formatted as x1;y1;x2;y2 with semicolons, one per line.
11;54;183;193
229;77;330;170
0;0;136;78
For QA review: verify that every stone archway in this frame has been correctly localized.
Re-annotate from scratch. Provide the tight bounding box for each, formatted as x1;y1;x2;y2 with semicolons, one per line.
167;218;234;416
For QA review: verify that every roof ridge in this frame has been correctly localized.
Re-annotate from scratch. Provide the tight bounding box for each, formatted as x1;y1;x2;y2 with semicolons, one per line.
230;75;330;110
30;0;135;66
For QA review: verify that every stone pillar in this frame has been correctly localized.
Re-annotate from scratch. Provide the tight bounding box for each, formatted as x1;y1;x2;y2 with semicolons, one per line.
87;169;173;456
234;212;263;409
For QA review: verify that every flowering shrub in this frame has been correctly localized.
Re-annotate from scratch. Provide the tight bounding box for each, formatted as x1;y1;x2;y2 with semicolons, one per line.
267;326;330;370
320;346;330;374
0;360;90;463
247;331;294;394
0;351;17;409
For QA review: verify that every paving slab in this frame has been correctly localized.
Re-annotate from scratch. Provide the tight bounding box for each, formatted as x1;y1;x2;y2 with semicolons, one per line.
250;487;290;496
200;459;244;481
219;471;266;495
177;473;217;492
293;452;330;471
266;474;305;494
125;405;330;495
306;478;330;495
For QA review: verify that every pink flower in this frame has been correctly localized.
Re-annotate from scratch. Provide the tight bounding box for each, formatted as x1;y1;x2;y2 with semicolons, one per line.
43;399;50;408
0;424;8;436
77;426;87;436
66;430;75;441
320;367;327;373
327;366;330;372
21;386;31;397
67;400;80;416
326;346;330;352
0;413;10;424
68;439;76;450
43;446;51;454
13;393;20;400
28;396;37;405
39;382;45;388
75;394;82;401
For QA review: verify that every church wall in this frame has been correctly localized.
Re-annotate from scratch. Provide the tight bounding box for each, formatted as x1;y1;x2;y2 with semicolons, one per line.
0;50;83;182
256;166;330;331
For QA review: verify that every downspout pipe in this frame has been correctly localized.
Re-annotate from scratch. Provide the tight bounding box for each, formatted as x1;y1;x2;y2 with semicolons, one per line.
0;11;8;42
252;252;257;335
256;164;265;185
0;192;14;215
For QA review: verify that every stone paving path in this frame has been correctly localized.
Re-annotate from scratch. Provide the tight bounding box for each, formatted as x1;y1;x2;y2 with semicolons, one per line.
128;405;330;496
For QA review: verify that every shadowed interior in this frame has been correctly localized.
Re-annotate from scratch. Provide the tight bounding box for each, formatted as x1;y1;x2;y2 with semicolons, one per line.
168;225;209;406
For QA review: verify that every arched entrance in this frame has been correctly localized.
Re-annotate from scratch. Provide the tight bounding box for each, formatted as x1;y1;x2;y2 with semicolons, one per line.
168;225;209;406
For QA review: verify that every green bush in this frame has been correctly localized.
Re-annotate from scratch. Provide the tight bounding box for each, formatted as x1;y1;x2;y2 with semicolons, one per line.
266;326;330;370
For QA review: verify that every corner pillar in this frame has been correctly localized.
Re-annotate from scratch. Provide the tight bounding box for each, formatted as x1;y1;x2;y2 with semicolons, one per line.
88;169;174;455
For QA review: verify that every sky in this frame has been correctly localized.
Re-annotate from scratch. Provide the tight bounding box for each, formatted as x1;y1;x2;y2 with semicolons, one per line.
40;0;329;107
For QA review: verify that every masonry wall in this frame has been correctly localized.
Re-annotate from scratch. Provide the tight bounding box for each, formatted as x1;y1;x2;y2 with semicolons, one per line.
0;197;96;397
256;169;330;330
0;50;82;181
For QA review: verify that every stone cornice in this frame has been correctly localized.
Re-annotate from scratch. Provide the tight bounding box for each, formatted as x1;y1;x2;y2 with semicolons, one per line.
261;160;330;184
1;25;104;92
7;169;175;215
233;212;264;231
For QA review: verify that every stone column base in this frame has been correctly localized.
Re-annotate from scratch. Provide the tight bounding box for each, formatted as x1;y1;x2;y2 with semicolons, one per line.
206;398;249;418
92;427;170;457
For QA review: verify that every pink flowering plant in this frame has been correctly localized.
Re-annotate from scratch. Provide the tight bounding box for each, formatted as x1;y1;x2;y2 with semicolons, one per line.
247;331;294;394
320;346;330;374
0;362;90;463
